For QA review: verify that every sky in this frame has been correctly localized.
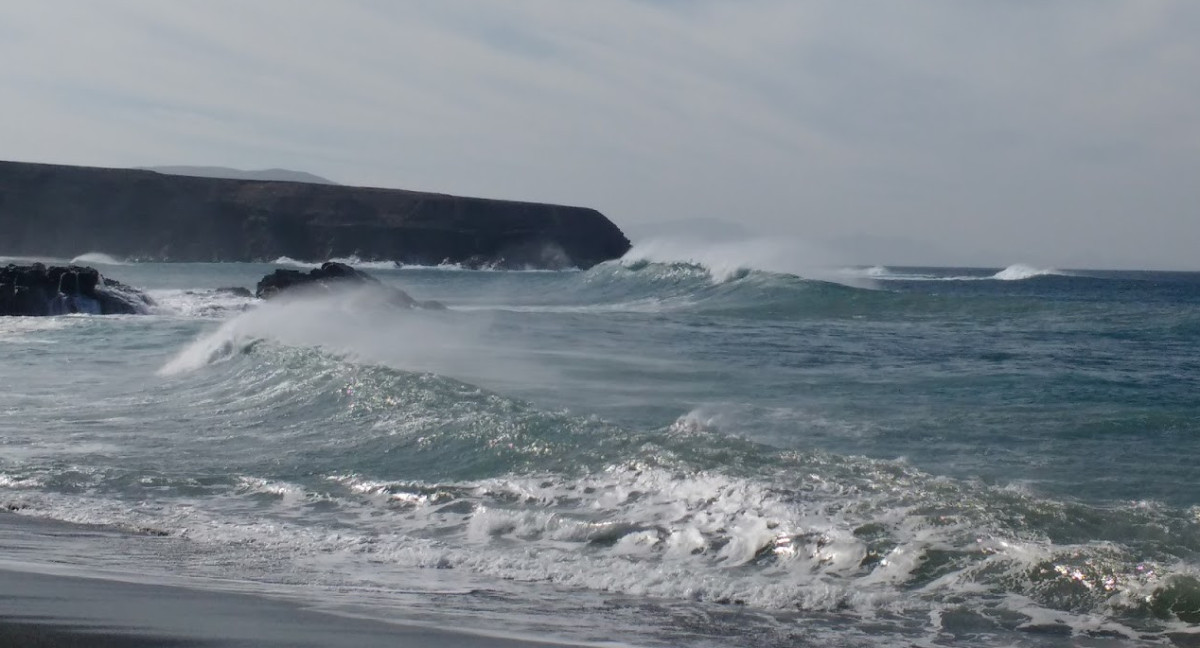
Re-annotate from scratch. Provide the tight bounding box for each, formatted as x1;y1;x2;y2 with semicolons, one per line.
1;1;1197;269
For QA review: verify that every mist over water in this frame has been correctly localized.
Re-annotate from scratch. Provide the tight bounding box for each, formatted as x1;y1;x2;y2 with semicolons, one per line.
2;253;1199;646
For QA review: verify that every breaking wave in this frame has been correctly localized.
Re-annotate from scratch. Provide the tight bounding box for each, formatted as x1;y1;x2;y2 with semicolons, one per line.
70;252;128;265
10;339;1200;642
841;264;1069;282
271;255;397;270
992;263;1063;281
620;237;871;287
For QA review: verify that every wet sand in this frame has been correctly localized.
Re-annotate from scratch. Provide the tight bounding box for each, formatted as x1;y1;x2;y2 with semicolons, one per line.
0;514;577;648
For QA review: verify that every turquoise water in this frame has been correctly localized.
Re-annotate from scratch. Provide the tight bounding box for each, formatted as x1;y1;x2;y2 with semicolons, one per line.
1;255;1198;646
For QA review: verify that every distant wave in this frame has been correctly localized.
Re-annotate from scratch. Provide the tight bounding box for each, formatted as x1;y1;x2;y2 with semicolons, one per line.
270;256;317;268
71;252;128;266
394;262;568;273
270;256;396;270
269;256;564;272
622;237;870;287
838;266;980;282
839;264;1068;282
991;263;1062;281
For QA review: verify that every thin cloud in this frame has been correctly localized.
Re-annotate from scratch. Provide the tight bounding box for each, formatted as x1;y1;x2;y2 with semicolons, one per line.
0;1;1196;268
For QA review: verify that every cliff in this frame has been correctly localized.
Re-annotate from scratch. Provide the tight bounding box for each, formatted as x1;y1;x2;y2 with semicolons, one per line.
0;161;631;269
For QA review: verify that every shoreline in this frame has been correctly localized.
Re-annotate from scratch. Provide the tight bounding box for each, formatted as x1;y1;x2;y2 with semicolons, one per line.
0;513;582;648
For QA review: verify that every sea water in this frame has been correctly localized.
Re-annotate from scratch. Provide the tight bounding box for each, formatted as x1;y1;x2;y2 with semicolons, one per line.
1;251;1198;646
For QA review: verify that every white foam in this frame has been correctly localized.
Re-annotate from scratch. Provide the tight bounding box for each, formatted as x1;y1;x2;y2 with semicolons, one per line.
148;289;258;319
271;256;318;268
6;447;1199;643
270;256;396;270
330;257;396;270
70;252;128;265
992;264;1061;281
0;472;43;489
837;265;1067;282
0;317;69;343
394;262;568;273
623;236;872;287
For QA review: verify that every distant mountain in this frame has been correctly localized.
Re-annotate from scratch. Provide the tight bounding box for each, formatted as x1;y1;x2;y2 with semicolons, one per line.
141;166;337;185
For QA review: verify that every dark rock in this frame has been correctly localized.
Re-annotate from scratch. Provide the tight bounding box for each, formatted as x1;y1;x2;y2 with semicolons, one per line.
0;160;631;269
0;264;154;316
215;286;254;298
255;261;444;310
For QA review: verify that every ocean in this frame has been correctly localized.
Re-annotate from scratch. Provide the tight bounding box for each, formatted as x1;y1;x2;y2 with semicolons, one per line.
1;251;1198;647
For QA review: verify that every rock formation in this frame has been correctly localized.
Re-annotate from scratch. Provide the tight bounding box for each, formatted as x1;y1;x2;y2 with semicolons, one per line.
0;264;154;316
255;261;445;309
0;160;631;269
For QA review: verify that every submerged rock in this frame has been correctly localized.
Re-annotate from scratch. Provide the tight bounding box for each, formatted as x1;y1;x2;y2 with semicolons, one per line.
215;286;254;298
0;263;154;316
255;261;445;309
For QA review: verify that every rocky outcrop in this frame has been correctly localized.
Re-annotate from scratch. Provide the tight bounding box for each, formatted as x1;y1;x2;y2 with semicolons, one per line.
255;262;445;309
0;160;631;269
0;264;154;316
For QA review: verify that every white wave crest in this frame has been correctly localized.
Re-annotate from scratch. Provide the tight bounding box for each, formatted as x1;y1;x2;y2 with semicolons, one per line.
271;256;318;268
622;236;871;287
270;256;396;270
156;287;557;392
992;264;1061;281
70;252;128;265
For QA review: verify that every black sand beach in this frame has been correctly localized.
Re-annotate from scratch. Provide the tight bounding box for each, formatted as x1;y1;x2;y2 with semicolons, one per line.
0;514;578;648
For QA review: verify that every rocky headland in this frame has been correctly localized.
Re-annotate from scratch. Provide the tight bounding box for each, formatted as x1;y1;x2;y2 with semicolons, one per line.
0;160;630;269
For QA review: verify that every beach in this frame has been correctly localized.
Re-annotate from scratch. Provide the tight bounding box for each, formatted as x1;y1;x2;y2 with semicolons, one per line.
0;513;576;648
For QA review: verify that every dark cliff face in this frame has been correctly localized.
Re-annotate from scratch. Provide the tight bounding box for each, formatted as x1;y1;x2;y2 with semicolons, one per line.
0;161;631;269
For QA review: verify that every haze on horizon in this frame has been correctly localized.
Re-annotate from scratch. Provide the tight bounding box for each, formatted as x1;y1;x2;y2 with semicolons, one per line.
1;1;1196;270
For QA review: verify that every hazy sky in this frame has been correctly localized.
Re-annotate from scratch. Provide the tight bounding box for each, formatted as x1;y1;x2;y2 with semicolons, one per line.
1;1;1197;269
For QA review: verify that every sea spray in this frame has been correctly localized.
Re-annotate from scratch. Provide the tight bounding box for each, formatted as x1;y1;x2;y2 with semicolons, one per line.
992;263;1062;280
158;287;560;396
622;235;875;288
70;251;129;265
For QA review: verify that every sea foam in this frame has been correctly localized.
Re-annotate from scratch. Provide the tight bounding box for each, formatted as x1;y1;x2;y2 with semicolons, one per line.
992;263;1061;280
621;236;873;288
70;251;128;265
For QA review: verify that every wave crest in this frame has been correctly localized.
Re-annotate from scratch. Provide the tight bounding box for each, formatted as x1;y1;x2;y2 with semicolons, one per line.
70;252;127;265
992;264;1062;281
622;236;872;288
271;255;397;270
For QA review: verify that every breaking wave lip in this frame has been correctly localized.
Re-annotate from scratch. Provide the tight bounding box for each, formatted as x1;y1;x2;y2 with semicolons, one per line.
620;237;874;288
154;287;551;394
840;265;1068;282
837;266;959;281
70;252;128;265
991;263;1063;281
